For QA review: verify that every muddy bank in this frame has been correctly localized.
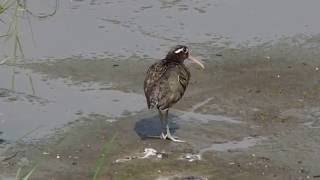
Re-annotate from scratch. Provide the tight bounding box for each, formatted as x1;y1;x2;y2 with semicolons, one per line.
0;110;318;179
1;40;320;179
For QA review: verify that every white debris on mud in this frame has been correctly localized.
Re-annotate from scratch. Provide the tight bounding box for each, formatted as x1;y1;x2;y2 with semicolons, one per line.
115;148;203;163
179;153;201;162
115;148;164;163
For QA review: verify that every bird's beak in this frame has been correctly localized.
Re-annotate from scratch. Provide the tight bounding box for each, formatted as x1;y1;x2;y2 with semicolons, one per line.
188;55;205;69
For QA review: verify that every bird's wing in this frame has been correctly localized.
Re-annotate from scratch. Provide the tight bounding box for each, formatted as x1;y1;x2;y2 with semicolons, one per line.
158;65;190;109
144;61;168;108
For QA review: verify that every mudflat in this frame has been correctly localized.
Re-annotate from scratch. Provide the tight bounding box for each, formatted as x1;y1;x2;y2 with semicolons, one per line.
1;38;320;179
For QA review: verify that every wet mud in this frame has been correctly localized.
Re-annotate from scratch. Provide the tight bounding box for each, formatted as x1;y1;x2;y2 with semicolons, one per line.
1;38;320;179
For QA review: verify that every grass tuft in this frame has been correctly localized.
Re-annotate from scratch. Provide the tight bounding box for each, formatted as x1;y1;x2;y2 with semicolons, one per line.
92;133;118;180
15;165;37;180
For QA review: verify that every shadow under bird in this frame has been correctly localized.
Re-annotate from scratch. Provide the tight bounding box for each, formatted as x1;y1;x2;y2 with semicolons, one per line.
144;45;205;142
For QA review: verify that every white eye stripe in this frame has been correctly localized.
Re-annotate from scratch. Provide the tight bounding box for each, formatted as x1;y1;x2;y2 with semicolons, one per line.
174;48;184;54
174;47;188;54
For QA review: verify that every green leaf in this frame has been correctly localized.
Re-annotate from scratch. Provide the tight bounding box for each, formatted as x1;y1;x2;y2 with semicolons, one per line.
15;168;22;179
21;166;37;180
92;133;117;180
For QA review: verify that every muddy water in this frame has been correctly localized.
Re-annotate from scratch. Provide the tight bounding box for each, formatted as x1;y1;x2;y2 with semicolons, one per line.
1;0;320;179
1;0;320;59
0;65;145;141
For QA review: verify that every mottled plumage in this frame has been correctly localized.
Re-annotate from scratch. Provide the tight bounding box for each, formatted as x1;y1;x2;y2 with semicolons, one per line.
144;60;190;110
143;45;204;142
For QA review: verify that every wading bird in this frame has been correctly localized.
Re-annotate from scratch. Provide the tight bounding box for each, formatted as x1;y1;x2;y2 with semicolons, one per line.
144;45;204;142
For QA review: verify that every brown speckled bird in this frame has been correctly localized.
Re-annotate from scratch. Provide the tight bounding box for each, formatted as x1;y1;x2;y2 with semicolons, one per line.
144;45;204;142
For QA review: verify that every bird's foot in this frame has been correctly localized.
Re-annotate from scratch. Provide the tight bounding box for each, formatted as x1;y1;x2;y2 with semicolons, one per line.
160;132;167;139
145;133;185;142
167;136;185;143
165;133;185;143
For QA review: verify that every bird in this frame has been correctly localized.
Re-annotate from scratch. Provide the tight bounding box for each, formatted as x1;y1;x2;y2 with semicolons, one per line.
144;45;204;142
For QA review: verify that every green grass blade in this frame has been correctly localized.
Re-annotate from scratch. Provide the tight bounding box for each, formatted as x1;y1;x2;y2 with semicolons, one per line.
16;35;24;59
15;168;21;179
92;133;117;180
21;165;37;180
0;34;9;38
28;74;35;95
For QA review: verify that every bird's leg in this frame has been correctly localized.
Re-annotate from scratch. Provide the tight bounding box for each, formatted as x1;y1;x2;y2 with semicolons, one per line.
143;109;167;139
163;109;185;143
158;109;167;139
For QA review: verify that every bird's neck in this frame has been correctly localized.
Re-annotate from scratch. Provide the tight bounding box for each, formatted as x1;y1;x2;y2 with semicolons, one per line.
162;58;183;65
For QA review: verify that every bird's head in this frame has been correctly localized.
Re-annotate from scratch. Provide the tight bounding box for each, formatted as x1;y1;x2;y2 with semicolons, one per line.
165;45;204;69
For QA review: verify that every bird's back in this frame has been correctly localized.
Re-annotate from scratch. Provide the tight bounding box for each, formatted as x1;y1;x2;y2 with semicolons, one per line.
144;60;190;110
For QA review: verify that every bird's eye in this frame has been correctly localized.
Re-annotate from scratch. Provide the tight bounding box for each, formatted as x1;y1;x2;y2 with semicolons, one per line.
183;47;188;53
174;47;189;54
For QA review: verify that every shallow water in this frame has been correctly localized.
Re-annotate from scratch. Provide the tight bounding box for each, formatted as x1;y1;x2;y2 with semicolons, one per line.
1;0;320;59
0;65;145;141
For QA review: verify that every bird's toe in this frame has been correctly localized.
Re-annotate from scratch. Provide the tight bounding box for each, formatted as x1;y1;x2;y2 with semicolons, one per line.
166;134;185;143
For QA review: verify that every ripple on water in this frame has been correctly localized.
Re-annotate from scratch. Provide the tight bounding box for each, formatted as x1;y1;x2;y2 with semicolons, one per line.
0;66;146;141
2;0;320;60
